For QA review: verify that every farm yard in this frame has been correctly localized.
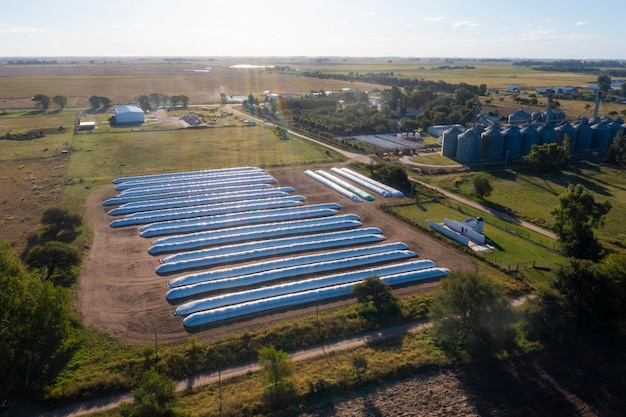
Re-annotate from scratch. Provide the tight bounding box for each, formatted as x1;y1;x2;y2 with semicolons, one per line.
80;163;475;344
2;57;626;416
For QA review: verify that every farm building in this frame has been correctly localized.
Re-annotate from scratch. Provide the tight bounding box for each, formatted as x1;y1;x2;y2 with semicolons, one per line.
114;105;145;124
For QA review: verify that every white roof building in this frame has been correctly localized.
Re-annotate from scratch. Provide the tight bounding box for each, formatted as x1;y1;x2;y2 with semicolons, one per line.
114;105;145;124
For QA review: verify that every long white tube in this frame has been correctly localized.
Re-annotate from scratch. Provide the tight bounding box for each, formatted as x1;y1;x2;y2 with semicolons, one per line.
103;183;277;206
156;234;387;275
167;242;409;288
160;227;384;264
182;267;450;329
172;251;419;310
117;176;277;197
304;170;362;202
108;189;293;216
330;168;392;197
315;170;375;201
114;169;268;191
149;219;362;255
338;168;404;197
109;197;305;228
138;204;342;237
112;166;265;184
153;214;360;245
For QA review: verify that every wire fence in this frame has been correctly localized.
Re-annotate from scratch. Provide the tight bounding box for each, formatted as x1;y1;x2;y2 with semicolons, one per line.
442;199;559;252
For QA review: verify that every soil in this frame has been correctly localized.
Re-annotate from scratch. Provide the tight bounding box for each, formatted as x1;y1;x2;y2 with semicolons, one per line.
76;162;477;345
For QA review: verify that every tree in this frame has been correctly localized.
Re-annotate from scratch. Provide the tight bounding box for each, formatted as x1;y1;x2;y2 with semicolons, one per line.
119;371;179;417
136;95;151;111
605;131;626;167
0;242;73;392
219;92;227;105
552;258;619;333
351;354;368;381
32;94;50;110
597;74;612;95
430;272;515;358
178;95;189;108
551;184;611;260
258;345;296;406
40;207;83;242
523;143;569;171
521;289;573;345
89;95;101;109
52;95;67;110
471;174;492;199
25;241;81;282
170;95;181;108
352;276;400;321
100;96;112;108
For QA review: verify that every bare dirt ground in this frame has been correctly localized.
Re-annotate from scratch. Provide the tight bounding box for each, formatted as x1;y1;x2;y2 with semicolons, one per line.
76;162;477;345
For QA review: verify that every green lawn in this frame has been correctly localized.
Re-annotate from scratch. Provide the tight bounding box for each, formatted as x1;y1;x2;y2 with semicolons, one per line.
389;201;564;290
414;161;626;249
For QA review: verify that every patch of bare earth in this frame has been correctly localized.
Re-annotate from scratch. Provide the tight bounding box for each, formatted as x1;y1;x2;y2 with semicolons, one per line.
76;162;477;344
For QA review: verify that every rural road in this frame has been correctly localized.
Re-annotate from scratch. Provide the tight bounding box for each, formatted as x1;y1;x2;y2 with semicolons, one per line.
33;320;431;417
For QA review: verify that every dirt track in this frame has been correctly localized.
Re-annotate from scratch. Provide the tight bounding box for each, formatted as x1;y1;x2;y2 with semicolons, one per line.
76;162;476;344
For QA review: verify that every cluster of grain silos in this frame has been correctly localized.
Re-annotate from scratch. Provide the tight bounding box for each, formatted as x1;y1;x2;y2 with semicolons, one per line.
441;109;626;164
105;166;447;331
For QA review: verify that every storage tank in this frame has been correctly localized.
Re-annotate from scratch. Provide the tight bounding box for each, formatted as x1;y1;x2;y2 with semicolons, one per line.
508;109;531;125
520;125;538;156
531;111;543;123
480;126;504;160
574;120;593;151
590;122;611;150
455;129;480;163
554;122;577;147
608;120;624;145
502;125;522;159
537;123;555;145
551;110;567;123
441;125;464;158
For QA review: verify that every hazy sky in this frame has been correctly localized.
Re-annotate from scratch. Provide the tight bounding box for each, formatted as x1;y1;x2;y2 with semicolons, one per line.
0;0;622;59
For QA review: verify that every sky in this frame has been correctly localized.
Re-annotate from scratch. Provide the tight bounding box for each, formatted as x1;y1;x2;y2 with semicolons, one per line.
0;0;622;59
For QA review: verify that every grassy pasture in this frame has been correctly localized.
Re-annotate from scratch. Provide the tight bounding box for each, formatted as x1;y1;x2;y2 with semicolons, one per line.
389;201;562;290
415;163;626;249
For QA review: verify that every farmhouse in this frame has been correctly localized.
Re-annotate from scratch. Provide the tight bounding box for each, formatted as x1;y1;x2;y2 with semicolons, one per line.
114;104;145;124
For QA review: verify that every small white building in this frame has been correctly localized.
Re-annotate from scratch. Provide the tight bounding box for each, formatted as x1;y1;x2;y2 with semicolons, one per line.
114;105;145;124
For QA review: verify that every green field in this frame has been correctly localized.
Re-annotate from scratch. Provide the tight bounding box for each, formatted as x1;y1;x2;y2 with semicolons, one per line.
389;200;563;290
413;162;626;248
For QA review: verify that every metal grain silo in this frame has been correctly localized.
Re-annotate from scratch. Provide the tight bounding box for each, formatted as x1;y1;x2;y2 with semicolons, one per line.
456;129;480;163
554;122;577;147
591;122;611;150
508;109;531;125
480;126;504;160
552;111;567;123
520;125;538;156
531;111;543;123
441;125;464;158
608;120;624;145
575;120;593;151
503;125;522;159
537;123;555;145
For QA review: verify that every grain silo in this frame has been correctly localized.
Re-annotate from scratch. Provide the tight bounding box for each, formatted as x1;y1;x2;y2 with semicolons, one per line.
531;111;543;123
441;125;465;158
608;119;624;145
590;122;611;150
537;123;555;145
456;129;480;163
502;125;522;159
508;109;531;125
554;122;577;147
480;126;504;160
520;125;538;156
574;120;593;151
